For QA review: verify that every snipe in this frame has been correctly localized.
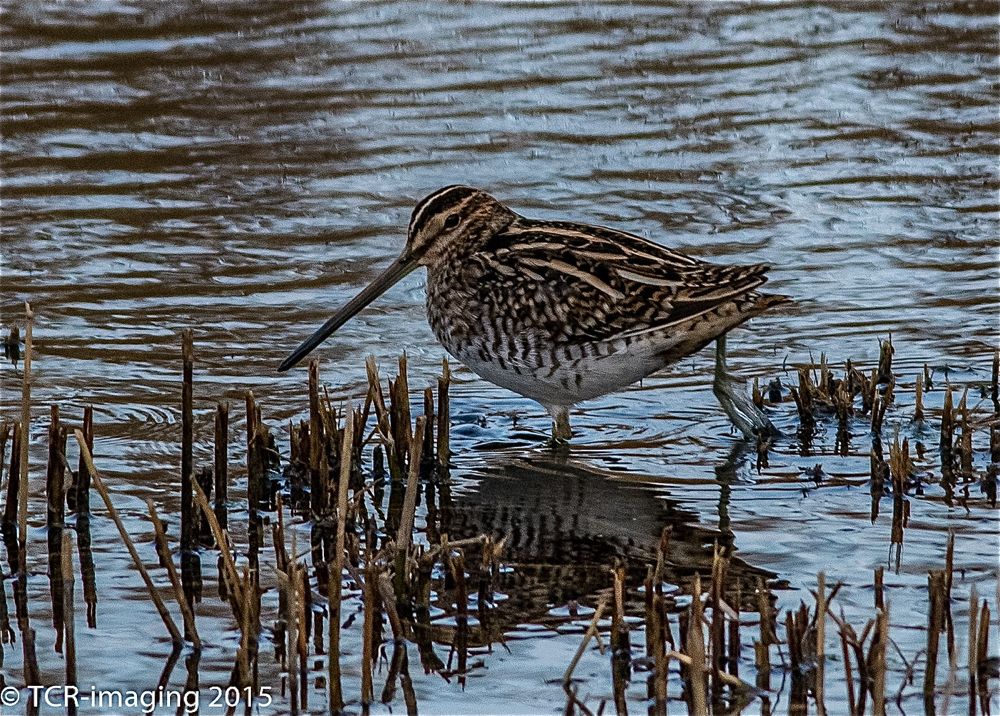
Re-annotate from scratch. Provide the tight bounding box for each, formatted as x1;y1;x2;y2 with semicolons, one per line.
280;186;788;441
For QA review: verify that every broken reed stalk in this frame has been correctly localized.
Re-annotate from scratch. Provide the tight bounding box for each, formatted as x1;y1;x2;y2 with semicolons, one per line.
328;407;354;715
790;370;815;433
422;387;434;471
6;341;991;715
967;583;978;713
308;360;324;520
889;435;909;562
914;373;924;423
870;605;888;716
190;479;244;619
920;572;942;710
392;354;412;471
992;349;999;412
46;405;66;645
727;585;740;679
945;531;957;670
610;565;629;716
756;577;776;646
361;557;377;707
437;358;450;471
871;393;888;436
245;390;258;451
214;402;229;532
0;419;8;491
74;408;97;630
752;376;763;409
877;335;894;385
563;598;609;685
285;560;299;716
959;390;973;480
146;499;201;649
666;649;753;692
990;426;1000;507
233;565;260;696
643;564;666;715
74;429;183;645
941;386;954;469
708;543;728;705
297;565;308;712
376;570;417;713
786;609;804;709
835;615;856;716
76;407;93;517
859;367;876;416
60;531;76;716
395;417;426;595
366;357;402;484
833;380;852;455
687;573;707;715
975;598;991;713
816;572;827;716
3;421;21;528
449;550;470;686
19;302;33;547
180;330;197;609
181;329;194;541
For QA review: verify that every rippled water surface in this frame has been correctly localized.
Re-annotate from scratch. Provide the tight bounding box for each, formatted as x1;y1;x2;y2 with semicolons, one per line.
1;1;998;713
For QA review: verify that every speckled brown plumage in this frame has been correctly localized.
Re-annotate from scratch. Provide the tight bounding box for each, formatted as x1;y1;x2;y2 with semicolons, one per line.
280;185;789;439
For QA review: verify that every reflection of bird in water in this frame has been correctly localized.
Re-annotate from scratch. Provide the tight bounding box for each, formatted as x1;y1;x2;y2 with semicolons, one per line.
418;454;778;652
279;186;788;440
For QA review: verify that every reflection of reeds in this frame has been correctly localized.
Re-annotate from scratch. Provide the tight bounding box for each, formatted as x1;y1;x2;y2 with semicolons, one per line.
75;430;184;645
992;350;999;412
959;389;973;481
888;435;910;567
180;329;202;611
568;544;996;716
147;499;200;648
214;401;229;532
925;569;946;705
941;386;955;475
18;304;33;553
1;320;997;715
327;403;353;714
45;404;67;650
1;421;17;530
60;531;77;715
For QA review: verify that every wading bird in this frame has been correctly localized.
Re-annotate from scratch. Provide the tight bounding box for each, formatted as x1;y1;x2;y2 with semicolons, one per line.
280;186;788;441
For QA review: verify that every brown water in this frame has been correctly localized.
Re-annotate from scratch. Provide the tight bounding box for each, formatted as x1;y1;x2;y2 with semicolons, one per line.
1;1;998;713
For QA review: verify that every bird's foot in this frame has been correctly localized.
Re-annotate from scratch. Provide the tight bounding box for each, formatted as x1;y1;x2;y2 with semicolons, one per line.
713;337;779;440
544;435;571;453
545;405;573;448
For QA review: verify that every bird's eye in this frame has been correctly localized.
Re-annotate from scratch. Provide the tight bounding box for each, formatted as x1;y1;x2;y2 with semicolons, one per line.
443;213;461;229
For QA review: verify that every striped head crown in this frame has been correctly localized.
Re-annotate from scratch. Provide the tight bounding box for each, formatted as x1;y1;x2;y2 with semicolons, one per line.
406;185;516;264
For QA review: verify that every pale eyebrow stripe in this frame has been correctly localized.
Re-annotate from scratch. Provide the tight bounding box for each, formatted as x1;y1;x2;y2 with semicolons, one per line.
408;186;474;236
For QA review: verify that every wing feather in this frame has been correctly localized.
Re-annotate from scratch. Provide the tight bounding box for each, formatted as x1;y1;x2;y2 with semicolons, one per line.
476;218;775;344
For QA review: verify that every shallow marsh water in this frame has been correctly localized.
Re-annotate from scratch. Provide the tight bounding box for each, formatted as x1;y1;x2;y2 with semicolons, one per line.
1;1;998;713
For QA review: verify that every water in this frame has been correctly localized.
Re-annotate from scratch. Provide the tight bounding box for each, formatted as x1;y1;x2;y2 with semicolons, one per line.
1;1;997;713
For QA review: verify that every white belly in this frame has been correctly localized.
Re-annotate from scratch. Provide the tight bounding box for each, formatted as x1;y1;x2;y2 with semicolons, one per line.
448;337;665;409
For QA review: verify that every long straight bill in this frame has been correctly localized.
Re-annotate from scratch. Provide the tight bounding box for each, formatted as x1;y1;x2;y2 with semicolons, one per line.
278;254;416;371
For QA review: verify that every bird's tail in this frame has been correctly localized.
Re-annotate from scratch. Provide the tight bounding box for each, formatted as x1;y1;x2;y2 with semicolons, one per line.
741;291;793;318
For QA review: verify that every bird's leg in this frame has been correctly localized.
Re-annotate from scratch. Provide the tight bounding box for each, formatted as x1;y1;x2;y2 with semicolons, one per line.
546;405;573;445
712;336;777;440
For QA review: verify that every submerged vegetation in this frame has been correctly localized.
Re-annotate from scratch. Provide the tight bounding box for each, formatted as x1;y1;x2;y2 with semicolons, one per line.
0;304;997;714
